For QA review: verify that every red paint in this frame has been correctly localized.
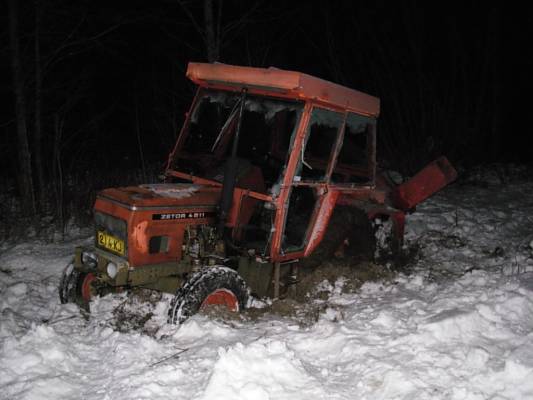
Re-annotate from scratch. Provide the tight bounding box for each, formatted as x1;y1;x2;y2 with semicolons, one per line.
186;62;380;117
94;185;220;267
305;190;339;257
94;169;270;268
201;289;239;312
392;156;457;210
271;103;313;259
227;166;267;239
81;273;96;303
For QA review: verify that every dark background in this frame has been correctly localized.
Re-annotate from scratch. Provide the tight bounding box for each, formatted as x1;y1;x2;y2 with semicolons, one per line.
0;1;531;227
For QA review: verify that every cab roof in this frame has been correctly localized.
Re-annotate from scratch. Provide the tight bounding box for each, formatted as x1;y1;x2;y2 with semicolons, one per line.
186;62;380;117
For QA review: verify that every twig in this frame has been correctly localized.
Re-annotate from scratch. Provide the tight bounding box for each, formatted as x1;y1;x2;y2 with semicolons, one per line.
250;331;267;343
44;315;78;325
148;348;188;368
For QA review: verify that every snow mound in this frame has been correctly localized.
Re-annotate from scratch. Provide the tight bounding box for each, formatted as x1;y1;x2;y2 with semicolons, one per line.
199;340;325;400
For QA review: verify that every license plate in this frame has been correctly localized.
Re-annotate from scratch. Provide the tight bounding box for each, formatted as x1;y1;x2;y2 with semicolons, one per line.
97;231;125;256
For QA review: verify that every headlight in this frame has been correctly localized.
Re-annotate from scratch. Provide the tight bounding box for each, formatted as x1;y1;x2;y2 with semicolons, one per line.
82;251;97;267
106;262;118;279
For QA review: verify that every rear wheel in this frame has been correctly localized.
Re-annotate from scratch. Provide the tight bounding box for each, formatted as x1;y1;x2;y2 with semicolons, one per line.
168;266;249;324
301;206;375;269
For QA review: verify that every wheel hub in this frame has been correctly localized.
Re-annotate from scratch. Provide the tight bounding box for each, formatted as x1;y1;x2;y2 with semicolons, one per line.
201;289;239;312
80;273;96;303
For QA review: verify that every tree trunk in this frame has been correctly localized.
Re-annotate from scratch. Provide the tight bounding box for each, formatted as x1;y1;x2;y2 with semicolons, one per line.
53;114;65;236
203;0;219;62
134;89;147;181
34;0;46;209
8;0;36;214
489;6;501;160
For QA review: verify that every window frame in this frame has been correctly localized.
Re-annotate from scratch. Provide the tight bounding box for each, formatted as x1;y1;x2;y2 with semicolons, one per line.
328;112;377;188
293;106;346;184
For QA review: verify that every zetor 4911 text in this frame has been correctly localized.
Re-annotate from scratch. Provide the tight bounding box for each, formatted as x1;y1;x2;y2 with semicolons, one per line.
59;62;457;324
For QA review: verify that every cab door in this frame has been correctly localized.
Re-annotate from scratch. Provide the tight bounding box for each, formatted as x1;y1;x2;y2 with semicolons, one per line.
278;107;345;256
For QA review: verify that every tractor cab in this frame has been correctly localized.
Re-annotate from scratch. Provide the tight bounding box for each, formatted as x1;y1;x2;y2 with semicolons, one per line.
165;63;381;262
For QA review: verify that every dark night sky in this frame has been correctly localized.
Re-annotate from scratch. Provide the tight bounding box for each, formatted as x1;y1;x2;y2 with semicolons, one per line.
1;1;531;186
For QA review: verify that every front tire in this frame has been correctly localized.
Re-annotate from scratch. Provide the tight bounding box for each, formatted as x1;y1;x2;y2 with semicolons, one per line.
168;266;249;324
59;261;96;311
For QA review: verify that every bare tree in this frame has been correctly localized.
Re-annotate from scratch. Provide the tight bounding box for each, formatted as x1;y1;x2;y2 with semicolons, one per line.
203;0;221;62
177;0;263;63
34;0;46;208
488;5;501;160
8;0;36;214
177;0;220;62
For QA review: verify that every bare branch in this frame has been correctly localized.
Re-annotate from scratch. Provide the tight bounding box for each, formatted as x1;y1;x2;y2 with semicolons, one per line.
176;0;205;41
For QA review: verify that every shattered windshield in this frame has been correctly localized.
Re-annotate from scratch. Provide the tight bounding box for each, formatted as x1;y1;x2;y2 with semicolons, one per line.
171;89;303;189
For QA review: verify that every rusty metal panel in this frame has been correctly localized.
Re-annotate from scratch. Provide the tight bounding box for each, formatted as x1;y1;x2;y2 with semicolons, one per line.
391;156;457;210
304;190;340;257
186;62;380;117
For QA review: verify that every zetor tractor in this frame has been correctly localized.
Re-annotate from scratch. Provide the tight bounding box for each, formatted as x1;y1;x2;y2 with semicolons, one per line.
59;62;457;324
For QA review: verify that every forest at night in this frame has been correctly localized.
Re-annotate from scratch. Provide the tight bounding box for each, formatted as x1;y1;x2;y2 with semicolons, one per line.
1;1;528;230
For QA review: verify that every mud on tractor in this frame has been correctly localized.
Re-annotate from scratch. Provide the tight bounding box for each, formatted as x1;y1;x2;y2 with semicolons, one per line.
59;63;457;324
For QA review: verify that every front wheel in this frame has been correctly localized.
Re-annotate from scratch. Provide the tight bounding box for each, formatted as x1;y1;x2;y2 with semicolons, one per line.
168;266;249;324
59;261;96;310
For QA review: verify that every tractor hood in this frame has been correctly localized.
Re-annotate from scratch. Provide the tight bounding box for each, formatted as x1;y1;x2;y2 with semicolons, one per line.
93;184;222;267
96;183;221;211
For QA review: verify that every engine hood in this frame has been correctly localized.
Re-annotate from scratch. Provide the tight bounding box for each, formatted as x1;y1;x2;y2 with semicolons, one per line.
96;183;221;210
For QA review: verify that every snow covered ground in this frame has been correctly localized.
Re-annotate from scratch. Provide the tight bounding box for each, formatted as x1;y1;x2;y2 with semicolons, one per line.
2;170;533;399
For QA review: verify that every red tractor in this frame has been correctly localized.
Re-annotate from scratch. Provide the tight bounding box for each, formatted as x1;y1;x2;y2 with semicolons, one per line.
59;62;456;323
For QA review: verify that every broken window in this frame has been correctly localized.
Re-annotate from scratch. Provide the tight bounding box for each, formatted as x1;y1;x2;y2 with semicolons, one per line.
172;89;303;191
295;108;343;182
331;112;374;184
281;185;318;252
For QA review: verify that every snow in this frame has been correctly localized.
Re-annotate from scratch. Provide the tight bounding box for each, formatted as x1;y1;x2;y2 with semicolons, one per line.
140;184;199;199
2;170;533;399
200;340;327;400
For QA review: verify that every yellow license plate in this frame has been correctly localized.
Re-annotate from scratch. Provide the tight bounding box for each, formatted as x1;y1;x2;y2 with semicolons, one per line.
97;231;125;256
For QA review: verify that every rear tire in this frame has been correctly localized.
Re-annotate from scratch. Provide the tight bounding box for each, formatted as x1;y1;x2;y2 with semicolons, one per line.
168;266;249;324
